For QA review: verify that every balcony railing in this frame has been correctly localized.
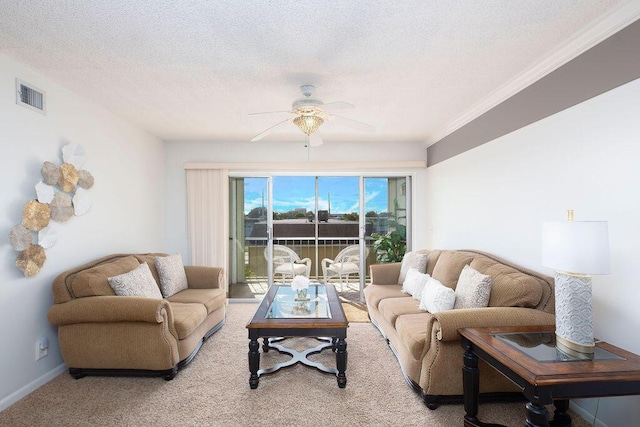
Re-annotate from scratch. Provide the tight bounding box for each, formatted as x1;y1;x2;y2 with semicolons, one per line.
242;237;376;280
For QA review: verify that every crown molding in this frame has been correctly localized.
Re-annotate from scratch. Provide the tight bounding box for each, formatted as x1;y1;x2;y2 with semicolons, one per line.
184;161;426;171
427;2;640;146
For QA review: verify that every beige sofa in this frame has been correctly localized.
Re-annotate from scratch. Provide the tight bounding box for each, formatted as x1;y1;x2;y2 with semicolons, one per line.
364;249;555;409
48;253;226;380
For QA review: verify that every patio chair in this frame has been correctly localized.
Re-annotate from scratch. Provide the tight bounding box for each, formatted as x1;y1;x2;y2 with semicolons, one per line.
264;245;311;282
321;245;369;291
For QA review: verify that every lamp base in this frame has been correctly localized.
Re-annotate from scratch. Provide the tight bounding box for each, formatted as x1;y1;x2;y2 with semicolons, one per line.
555;333;594;359
554;271;595;354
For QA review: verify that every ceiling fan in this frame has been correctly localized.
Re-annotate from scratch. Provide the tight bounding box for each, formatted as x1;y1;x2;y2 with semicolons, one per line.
249;85;374;146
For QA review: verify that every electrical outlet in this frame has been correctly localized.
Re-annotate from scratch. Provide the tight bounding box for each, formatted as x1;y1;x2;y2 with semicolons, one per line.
36;336;49;360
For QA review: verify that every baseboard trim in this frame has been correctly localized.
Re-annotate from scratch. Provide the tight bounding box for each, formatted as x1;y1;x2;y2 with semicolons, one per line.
0;363;66;412
569;401;604;427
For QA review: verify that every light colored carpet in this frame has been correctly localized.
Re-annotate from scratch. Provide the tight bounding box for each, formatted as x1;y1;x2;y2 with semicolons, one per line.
0;303;589;426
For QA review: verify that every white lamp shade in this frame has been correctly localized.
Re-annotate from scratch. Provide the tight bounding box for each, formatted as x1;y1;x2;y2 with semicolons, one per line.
541;220;610;275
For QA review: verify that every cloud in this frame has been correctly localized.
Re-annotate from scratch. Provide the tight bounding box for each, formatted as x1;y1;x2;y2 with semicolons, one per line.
346;191;382;213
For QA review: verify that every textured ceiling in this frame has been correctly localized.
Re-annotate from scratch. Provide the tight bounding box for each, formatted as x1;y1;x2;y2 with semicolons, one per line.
0;1;637;145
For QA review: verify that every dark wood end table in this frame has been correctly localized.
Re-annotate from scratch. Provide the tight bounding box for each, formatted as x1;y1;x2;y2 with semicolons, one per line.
460;325;640;427
246;284;348;389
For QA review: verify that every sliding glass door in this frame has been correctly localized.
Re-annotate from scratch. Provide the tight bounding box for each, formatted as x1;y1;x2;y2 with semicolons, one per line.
229;177;269;298
364;176;409;257
315;176;362;294
228;174;411;300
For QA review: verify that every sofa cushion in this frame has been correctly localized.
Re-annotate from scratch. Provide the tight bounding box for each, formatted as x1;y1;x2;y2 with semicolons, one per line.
399;251;428;284
454;265;492;309
70;255;140;298
469;257;543;308
424;250;442;276
107;262;163;299
431;251;474;289
395;313;433;360
155;254;189;298
169;302;208;339
379;297;423;328
419;276;456;313
133;253;167;286
364;284;407;310
167;288;226;314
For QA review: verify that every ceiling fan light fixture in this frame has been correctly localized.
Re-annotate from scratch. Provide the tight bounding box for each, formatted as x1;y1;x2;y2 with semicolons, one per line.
293;115;324;135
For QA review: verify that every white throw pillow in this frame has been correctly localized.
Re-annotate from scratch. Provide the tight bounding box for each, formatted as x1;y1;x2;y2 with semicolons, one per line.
402;268;429;300
155;253;189;297
453;265;492;309
398;251;428;284
419;276;456;313
401;267;418;294
107;262;163;299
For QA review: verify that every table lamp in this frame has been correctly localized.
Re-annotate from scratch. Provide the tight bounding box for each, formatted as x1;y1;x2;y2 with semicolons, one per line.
541;210;610;357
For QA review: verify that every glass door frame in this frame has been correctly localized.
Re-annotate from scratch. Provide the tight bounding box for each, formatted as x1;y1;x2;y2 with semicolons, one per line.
229;171;414;300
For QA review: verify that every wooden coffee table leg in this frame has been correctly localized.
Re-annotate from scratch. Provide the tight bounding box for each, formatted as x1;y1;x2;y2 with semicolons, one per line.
463;343;481;426
549;399;571;427
336;337;347;388
248;338;260;389
525;401;550;427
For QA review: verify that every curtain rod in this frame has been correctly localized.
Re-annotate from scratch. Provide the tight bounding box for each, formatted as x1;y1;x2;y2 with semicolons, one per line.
184;161;426;171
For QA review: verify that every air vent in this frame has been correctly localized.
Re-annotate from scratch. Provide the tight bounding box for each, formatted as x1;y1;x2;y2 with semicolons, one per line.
16;79;46;114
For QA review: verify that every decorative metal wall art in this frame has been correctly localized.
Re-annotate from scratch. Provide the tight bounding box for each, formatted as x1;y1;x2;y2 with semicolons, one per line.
8;143;94;277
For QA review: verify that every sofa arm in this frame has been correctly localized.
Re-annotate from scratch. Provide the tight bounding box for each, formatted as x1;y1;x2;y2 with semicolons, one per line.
369;262;402;285
48;296;172;326
432;307;555;342
184;265;224;289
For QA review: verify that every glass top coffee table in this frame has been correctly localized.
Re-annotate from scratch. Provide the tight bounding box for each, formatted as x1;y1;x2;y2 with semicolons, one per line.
246;284;349;389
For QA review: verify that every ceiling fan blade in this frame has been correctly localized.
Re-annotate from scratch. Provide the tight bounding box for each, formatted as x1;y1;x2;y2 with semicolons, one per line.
330;114;375;132
309;132;323;147
250;118;291;142
319;101;354;112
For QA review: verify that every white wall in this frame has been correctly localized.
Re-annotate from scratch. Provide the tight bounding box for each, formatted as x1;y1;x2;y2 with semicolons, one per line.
164;139;428;261
423;77;640;426
0;54;166;410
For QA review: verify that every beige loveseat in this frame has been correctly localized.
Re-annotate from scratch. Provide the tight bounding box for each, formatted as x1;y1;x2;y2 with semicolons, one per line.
48;253;226;380
364;249;555;409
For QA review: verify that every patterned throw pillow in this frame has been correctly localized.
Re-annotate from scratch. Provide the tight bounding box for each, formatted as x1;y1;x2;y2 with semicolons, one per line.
453;265;492;309
401;268;430;300
419;276;456;313
398;251;428;284
107;262;163;299
155;253;189;298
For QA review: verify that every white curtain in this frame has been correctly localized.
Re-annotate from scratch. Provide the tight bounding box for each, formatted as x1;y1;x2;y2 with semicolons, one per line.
185;169;229;290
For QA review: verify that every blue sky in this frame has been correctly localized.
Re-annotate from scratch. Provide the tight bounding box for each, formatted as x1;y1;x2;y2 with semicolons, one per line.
243;177;389;214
